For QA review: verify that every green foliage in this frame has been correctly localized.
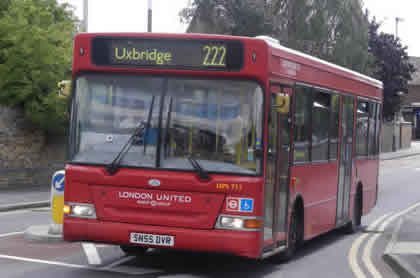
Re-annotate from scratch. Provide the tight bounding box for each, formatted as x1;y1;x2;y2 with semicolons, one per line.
287;0;372;74
368;19;415;120
180;0;274;36
0;0;77;134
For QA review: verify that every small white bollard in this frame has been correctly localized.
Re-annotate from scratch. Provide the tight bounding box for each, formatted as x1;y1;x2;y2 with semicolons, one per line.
48;170;65;235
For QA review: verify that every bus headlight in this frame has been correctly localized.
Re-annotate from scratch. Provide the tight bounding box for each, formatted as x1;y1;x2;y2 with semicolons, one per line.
221;216;244;229
215;215;262;231
64;203;97;219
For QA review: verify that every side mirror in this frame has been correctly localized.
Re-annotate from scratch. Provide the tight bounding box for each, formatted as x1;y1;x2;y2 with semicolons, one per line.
58;80;71;98
255;148;264;158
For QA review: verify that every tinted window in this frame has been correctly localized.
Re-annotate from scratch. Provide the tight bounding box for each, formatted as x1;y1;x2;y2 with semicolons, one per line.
312;90;330;161
375;104;382;155
294;86;312;163
356;101;369;156
368;102;377;156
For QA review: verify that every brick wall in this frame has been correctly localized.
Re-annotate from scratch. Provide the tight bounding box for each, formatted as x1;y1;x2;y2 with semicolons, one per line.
402;85;420;105
0;105;66;189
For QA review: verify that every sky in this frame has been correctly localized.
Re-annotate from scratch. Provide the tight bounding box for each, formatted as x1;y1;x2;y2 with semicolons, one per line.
61;0;420;57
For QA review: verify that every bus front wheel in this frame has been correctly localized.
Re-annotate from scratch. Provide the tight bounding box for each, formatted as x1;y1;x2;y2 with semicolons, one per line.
344;191;362;233
274;208;302;262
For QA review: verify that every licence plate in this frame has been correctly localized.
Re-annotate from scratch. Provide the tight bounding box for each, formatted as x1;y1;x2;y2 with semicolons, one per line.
129;232;174;247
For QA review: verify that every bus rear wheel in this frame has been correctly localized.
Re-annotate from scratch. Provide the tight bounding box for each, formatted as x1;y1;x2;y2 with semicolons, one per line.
120;245;148;256
344;191;362;233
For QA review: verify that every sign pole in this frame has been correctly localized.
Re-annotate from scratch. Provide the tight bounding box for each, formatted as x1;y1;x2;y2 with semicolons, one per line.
83;0;89;32
148;0;152;32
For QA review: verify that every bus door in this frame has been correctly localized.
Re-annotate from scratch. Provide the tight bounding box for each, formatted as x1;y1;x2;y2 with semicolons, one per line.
336;96;354;227
264;84;292;248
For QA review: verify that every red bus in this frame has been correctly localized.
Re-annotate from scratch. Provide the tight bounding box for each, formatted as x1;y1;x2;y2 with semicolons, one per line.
63;33;383;260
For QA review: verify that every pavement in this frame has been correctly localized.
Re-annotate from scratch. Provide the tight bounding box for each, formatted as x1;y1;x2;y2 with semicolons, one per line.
0;186;50;212
380;141;420;160
383;208;420;278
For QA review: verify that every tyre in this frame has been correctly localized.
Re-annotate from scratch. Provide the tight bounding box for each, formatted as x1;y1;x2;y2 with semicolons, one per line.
343;191;362;234
273;208;301;262
120;245;148;256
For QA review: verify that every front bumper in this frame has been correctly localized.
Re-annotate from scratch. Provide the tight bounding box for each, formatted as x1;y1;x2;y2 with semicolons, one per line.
63;217;262;258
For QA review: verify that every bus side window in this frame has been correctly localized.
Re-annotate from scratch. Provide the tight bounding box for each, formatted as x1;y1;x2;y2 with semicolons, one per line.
293;85;311;163
312;90;330;162
368;102;377;157
375;104;382;155
356;100;369;157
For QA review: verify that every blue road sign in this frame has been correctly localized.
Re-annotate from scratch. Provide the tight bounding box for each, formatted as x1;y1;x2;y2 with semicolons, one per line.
52;172;65;192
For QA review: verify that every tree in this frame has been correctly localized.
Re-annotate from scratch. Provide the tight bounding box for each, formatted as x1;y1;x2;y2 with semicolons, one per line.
0;0;77;134
368;19;415;120
181;0;372;75
180;0;276;37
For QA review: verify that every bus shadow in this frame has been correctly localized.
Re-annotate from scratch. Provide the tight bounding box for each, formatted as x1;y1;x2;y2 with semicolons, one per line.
291;225;368;261
122;226;366;277
128;249;282;278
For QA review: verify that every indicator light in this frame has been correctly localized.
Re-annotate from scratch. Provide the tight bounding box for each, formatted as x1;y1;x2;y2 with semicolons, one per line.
243;219;262;229
63;204;71;215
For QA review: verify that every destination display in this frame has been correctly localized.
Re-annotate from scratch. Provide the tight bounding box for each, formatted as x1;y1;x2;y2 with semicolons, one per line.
91;37;244;71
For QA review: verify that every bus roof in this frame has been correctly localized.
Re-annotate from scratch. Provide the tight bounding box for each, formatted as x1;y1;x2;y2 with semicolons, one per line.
256;36;383;90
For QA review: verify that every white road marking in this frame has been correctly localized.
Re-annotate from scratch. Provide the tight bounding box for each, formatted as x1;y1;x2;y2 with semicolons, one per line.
348;213;390;278
377;201;420;233
102;255;135;269
0;231;24;238
0;254;89;269
82;243;102;265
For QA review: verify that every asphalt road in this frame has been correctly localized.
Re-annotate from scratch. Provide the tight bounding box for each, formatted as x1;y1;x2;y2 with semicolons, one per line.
1;156;419;278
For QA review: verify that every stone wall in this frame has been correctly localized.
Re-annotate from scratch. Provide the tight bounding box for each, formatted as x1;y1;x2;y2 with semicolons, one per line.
381;121;412;153
381;122;394;153
400;122;412;149
0;105;66;189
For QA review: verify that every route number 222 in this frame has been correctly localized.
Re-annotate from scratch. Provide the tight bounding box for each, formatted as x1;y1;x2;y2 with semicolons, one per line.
202;45;226;67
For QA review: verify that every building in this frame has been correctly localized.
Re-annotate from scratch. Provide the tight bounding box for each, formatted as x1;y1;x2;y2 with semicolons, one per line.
402;57;420;139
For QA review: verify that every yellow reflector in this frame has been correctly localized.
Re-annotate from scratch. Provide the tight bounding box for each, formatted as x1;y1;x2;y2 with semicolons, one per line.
63;204;71;215
52;196;65;224
244;219;262;229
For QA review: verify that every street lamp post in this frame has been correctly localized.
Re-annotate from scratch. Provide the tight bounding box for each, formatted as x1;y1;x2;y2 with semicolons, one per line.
83;0;88;32
148;0;152;32
395;17;404;38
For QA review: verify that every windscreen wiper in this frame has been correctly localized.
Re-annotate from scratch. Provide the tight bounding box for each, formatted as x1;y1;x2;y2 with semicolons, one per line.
106;96;155;175
143;96;156;154
163;97;173;158
188;157;210;180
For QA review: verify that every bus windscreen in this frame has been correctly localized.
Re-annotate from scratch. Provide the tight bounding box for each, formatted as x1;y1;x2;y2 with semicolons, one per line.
91;37;244;71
